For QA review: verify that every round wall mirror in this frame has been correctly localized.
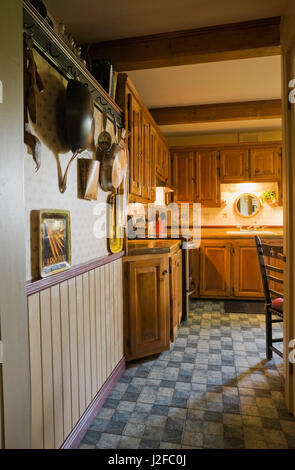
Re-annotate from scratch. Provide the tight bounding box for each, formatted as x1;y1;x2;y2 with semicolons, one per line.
233;193;261;218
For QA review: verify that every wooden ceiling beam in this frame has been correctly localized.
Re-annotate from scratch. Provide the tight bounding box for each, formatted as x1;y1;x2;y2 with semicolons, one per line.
87;17;281;71
149;99;282;125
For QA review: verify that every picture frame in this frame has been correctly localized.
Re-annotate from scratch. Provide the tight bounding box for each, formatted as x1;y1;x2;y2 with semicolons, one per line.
39;209;71;278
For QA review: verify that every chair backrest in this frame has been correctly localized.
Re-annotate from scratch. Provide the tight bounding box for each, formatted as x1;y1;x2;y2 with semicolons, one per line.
255;236;285;305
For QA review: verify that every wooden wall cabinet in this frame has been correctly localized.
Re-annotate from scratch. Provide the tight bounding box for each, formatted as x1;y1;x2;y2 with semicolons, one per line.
141;112;151;200
170;142;282;206
196;150;220;207
124;256;170;361
220;148;249;182
170;150;220;206
170;250;182;342
127;93;142;196
117;73;169;203
250;147;281;181
171;151;196;202
150;125;158;196
161;141;169;182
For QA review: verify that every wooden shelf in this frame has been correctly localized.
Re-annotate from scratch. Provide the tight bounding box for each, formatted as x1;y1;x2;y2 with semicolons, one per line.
23;0;122;125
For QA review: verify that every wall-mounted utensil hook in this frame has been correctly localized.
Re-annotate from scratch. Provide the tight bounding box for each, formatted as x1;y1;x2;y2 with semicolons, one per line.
58;151;80;194
45;42;60;59
23;0;122;127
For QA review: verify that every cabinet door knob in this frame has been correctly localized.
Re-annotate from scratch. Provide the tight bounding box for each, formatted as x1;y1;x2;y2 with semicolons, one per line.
162;270;168;276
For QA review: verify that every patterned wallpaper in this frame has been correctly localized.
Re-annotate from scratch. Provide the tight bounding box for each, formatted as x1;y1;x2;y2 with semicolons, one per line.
25;52;115;280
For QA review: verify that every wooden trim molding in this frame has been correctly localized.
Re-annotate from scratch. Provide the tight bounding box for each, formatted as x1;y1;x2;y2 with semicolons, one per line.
169;141;283;152
150;100;282;126
26;251;125;296
88;17;281;71
61;357;126;449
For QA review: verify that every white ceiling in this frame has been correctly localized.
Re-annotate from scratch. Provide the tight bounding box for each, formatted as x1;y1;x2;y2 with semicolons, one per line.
45;0;286;43
45;0;284;137
160;118;282;137
128;56;282;108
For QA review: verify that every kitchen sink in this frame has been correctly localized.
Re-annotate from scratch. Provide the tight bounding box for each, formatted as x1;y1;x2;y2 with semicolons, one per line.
226;230;277;236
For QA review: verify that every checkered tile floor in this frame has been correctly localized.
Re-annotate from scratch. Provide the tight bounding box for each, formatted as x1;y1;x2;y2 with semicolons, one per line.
79;301;295;449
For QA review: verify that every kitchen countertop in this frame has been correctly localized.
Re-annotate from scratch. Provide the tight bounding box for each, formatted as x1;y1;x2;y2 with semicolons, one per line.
126;228;283;256
127;239;182;256
199;227;283;239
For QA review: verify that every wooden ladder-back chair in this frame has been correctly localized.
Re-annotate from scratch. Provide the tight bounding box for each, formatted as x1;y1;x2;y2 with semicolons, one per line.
255;236;286;359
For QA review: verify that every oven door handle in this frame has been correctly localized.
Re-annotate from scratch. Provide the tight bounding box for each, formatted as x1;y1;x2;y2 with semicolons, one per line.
187;281;196;296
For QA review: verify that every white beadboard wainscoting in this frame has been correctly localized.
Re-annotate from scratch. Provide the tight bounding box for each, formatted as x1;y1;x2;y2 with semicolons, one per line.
27;257;124;449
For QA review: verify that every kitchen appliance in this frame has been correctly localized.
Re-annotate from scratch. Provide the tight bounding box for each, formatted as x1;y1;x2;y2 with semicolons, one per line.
181;237;198;321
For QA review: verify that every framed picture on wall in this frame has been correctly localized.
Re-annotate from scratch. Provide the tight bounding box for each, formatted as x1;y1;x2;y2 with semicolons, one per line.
39;209;71;278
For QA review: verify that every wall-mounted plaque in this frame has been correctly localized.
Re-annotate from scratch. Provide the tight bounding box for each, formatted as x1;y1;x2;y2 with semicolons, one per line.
39;209;71;278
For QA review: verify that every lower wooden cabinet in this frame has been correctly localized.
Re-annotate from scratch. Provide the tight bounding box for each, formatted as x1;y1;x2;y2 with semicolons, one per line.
170;250;182;342
123;255;171;361
200;241;232;297
193;237;283;300
233;242;263;298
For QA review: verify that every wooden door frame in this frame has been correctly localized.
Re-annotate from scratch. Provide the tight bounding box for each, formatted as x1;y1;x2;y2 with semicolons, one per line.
0;1;31;448
281;1;295;415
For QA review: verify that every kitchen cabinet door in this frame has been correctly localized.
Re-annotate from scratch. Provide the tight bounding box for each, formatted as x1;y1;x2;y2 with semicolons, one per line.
127;92;142;196
220;149;249;182
195;150;220;207
162;143;169;182
250;147;281;181
150;125;158;200
124;257;170;361
233;242;264;298
141;113;151;200
170;250;183;342
200;242;232;297
156;139;169;182
171;152;195;202
156;137;164;177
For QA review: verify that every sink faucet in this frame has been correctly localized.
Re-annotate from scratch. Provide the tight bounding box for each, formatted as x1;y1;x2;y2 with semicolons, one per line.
247;224;261;231
237;225;252;231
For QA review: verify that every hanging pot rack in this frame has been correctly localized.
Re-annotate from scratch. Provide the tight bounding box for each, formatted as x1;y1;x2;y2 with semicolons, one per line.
23;0;122;127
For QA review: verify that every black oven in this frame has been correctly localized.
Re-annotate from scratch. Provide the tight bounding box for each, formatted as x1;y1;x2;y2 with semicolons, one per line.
181;238;197;321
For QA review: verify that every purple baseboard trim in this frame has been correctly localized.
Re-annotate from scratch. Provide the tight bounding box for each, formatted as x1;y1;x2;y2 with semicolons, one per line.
61;357;126;449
